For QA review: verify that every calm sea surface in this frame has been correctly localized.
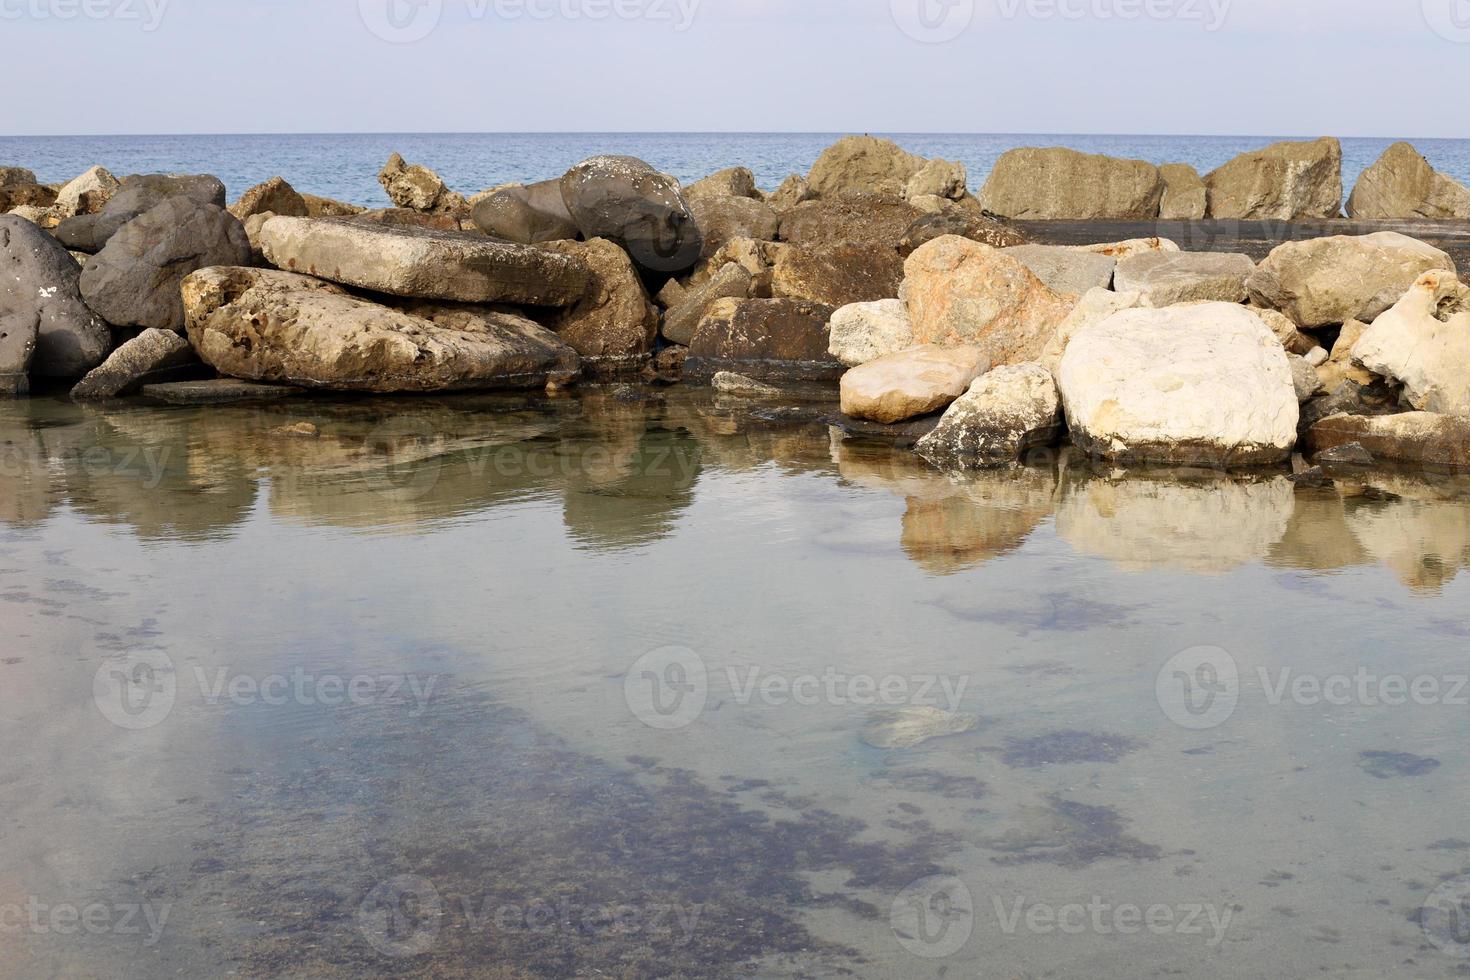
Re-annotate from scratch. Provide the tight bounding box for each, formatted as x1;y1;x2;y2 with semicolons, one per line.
2;388;1470;978
2;132;1469;206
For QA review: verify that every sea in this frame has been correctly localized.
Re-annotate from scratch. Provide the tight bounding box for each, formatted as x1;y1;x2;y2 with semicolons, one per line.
2;132;1468;206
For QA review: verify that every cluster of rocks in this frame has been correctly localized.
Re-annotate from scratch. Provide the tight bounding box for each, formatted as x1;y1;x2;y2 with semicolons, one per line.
977;138;1470;221
1;134;1468;475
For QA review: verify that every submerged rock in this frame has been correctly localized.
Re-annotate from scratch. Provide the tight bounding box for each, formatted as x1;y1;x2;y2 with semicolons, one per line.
182;266;581;393
141;378;304;404
0;214;110;377
560;155;702;275
259;216;590;306
1058;303;1299;466
860;707;980;750
916;363;1063;466
1204;137;1343;220
70;328;199;399
712;371;782;397
1354;271;1470;417
839;344;988;424
1245;231;1456;329
979;147;1164;219
1346;141;1470;219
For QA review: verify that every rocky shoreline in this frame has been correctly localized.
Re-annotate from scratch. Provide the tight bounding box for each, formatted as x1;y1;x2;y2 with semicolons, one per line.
2;134;1469;477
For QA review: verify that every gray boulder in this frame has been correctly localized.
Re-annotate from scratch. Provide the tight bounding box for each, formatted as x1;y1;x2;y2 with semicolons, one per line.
916;363;1063;466
70;328;199;399
1001;244;1116;295
259;216;590;306
560;156;703;275
81;199;252;331
1346;141;1470;219
0;215;110;377
1204;138;1343;220
0;304;37;395
470;179;579;244
1159;163;1207;220
978;147;1164;219
55;173;226;252
1113;251;1256;307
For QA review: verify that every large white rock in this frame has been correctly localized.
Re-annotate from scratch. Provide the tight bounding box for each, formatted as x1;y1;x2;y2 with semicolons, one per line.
916;363;1063;466
1057;303;1299;465
839;345;987;424
1113;251;1256;307
1353;270;1470;417
1038;287;1143;379
828;299;914;367
1245;231;1455;329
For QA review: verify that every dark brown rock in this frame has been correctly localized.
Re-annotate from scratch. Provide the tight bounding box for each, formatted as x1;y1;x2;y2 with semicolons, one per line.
686;298;842;381
778;195;925;249
770;241;903;307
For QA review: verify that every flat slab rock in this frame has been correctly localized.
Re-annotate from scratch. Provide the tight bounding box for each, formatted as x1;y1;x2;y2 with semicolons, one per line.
141;379;304;405
259;216;590;306
1114;250;1256;307
71;328;199;400
1306;412;1470;471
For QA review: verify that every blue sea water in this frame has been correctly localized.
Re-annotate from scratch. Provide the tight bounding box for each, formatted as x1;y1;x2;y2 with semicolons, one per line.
2;132;1468;208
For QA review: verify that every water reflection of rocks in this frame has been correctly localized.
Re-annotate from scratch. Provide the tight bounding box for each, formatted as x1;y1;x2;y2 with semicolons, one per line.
2;391;1469;591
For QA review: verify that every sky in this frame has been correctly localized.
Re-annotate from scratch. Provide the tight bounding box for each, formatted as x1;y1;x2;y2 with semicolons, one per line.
2;0;1469;137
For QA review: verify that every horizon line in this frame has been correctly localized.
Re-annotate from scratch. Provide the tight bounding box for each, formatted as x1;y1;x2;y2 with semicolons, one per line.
0;130;1455;141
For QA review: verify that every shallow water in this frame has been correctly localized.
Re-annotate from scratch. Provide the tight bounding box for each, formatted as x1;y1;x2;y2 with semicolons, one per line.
2;388;1470;978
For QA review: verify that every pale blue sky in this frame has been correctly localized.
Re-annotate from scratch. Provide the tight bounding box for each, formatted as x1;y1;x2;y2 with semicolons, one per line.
3;0;1468;136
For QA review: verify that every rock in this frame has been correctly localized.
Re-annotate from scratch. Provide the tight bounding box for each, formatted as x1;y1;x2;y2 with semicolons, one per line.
182;266;580;393
560;155;702;275
378;153;465;214
1158;163;1207;220
645;345;687;384
1316;318;1376;390
259;216;589;306
828;299;914;367
806;135;925;200
1353;270;1470;416
0;167;37;185
0;302;37;395
1346;141;1470;219
1001;244;1116;295
229;176;308;221
688;194;779;257
1068;237;1179;260
1306;412;1470;472
916;363;1063;466
1204;137;1343;219
686;167;760;202
53;166;119;218
470;179;579;244
770;241;904;308
767;174;814;212
0;215;110;377
1113;251;1256;307
1248;306;1318;356
349;207;462;232
904;158;967;202
1288;355;1325;402
712;372;782;397
839;344;988;424
899;236;1077;366
5;205;51;226
1306;346;1329;368
142;378;305;405
1038;287;1143;378
685;298;841;382
80;199;252;332
274;422;320;438
978;147;1164;219
778;195;925;249
534;238;658;368
661;262;752;346
898;211;1028;256
1245;231;1456;329
302;194;365;218
0;182;56;212
825;412;943;448
1058;302;1299;466
55;173;226;252
1297;379;1407;440
1314;442;1375;466
860;707;979;750
70;328;198;399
